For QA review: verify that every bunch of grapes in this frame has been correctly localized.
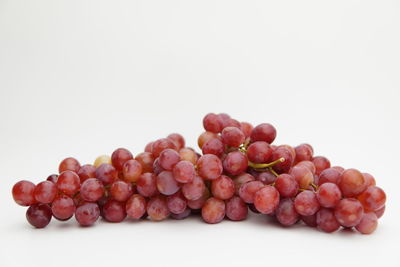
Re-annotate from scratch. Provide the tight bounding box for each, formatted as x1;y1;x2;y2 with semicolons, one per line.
12;113;386;234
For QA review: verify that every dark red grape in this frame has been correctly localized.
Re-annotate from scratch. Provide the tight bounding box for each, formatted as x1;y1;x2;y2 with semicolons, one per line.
33;181;57;204
312;156;330;175
338;169;367;197
26;204;52;228
221;126;245;147
59;157;81;173
102;200;127;223
250;123;276;144
166;191;187;214
294;144;313;162
80;178;105;202
357;186;386;211
318;168;341;185
203;113;224;133
294;190;320;216
239;181;264;203
77;164;96;183
233;173;255;194
202;138;225;157
95;163;118;185
182;175;206;201
159;149;181;171
316;208;340;233
75;202;100;226
247;141;272;163
57;171;80;196
12;180;36;206
316;182;341;208
52;195;75;220
355;212;378;234
275;174;299;198
152;138;176;157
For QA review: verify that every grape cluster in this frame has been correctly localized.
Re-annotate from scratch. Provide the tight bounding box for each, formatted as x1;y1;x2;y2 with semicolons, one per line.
12;113;386;234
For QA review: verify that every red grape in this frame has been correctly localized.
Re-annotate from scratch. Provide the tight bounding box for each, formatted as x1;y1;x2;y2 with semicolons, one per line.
290;165;313;189
338;169;367;197
167;133;185;150
57;171;80;196
202;138;225;157
294;144;313;162
275;174;299;198
166;191;187;214
271;147;294;173
316;208;340;233
126;194;147;219
301;214;317;227
77;164;96;183
240;122;253;137
173;160;195;183
256;171;277;185
226;196;248;221
201;197;225;224
156;171;180;196
334;198;364;227
357;186;386;211
12;180;36;206
203;113;224;133
95;163;118;185
223;151;248;176
182;175;206;201
312;156;330;175
135;152;155;173
171;208;191;220
111;148;133;171
110;180;133;202
197;154;223;180
294;190;320;216
375;205;385;218
247;141;272;163
179;147;198;165
147;195;170;221
198;131;219;149
103;199;127;222
254;185;280;214
318;168;341;185
362;173;376;187
122;159;143;182
250;123;276;144
46;174;59;183
239;181;264;203
80;178;105;202
276;198;299;226
221;126;245;147
137;173;158;197
34;181;57;204
75;202;100;226
52;195;75;220
316;182;341;208
59;157;81;173
152;138;176;157
144;141;154;153
295;161;316;174
355;212;378;234
159;149;180;171
211;175;235;200
26;204;52;228
233;173;255;194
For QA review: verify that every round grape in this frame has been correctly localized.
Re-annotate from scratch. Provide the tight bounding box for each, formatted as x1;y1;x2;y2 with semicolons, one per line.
12;180;36;206
26;204;52;228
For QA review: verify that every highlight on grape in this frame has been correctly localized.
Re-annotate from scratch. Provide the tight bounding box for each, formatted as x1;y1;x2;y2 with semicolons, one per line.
12;113;386;234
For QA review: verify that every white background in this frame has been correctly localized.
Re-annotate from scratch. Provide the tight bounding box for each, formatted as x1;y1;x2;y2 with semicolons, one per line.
1;1;399;266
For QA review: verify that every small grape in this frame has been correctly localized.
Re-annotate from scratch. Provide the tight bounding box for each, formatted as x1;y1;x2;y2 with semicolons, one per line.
247;141;272;163
301;214;317;227
57;171;80;196
375;205;385;218
211;175;235;200
312;156;330;175
171;208;191;220
254;186;280;214
75;202;100;226
290;165;313;189
362;173;376;187
147;195;170;221
316;208;340;233
144;141;154;153
111;148;133;171
256;171;277;185
46;174;59;183
271;147;294;174
159;149;181;171
173;160;195;183
110;180;133;202
202;138;225;157
182;175;206;201
239;181;264;203
294;144;313;162
203;113;224;133
223;151;248;176
294;190;320;216
240;122;253;137
338;168;367;197
122;159;143;183
295;161;316;174
197;154;223;180
198;131;219;149
167;133;185;150
250;123;277;144
318;168;341;185
59;157;81;173
357;186;386;211
179;147;198;165
95;163;118;185
77;164;96;183
274;174;299;198
316;182;341;208
26;204;52;228
136;173;158;197
226;196;248;221
80;178;105;202
201;197;225;224
12;180;36;206
187;187;210;209
135;152;155;173
355;212;378;234
33;181;57;204
276;198;299;226
151;138;176;157
233;173;255;194
166;191;187;214
52;195;76;220
221;127;245;147
102;199;127;223
156;171;180;196
334;198;364;227
126;194;147;219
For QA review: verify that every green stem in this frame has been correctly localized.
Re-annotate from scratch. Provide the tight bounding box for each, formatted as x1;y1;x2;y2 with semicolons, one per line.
248;157;285;169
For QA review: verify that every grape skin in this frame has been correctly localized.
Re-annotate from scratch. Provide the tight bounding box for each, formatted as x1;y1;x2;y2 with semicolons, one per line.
147;196;170;221
316;208;340;233
93;155;112;168
57;171;81;196
294;144;313;162
239;181;264;204
80;178;105;202
294;190;320;216
166;191;187;214
276;198;299;226
221;126;245;147
197;154;223;180
198;131;219;149
271;147;294;174
110;180;133;202
137;173;158;197
111;148;133;171
318;168;341;185
167;133;185;150
77;164;96;183
182;175;206;201
334;198;364;227
159;149;181;171
338;169;367;197
173;160;196;183
223;151;248;176
275;174;299;198
290;166;313;189
33;181;57;204
59;157;81;174
250;123;277;144
179;148;198;165
357;186;386;211
233;173;255;195
316;182;342;208
156;171;180;196
135;152;155;173
122;159;143;183
95;163;118;185
187;188;210;209
355;212;378;234
247;141;272;163
256;171;277;185
171;208;191;220
126;194;147;219
202;138;225;157
52;195;76;220
151;138;176;157
203;113;223;133
102;200;127;223
312;156;330;175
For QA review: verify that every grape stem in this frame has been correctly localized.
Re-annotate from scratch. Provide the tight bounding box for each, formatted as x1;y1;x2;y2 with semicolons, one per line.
310;182;318;191
248;157;285;169
268;167;279;177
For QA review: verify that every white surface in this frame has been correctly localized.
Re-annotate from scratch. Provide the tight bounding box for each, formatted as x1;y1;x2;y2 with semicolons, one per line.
1;1;399;266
